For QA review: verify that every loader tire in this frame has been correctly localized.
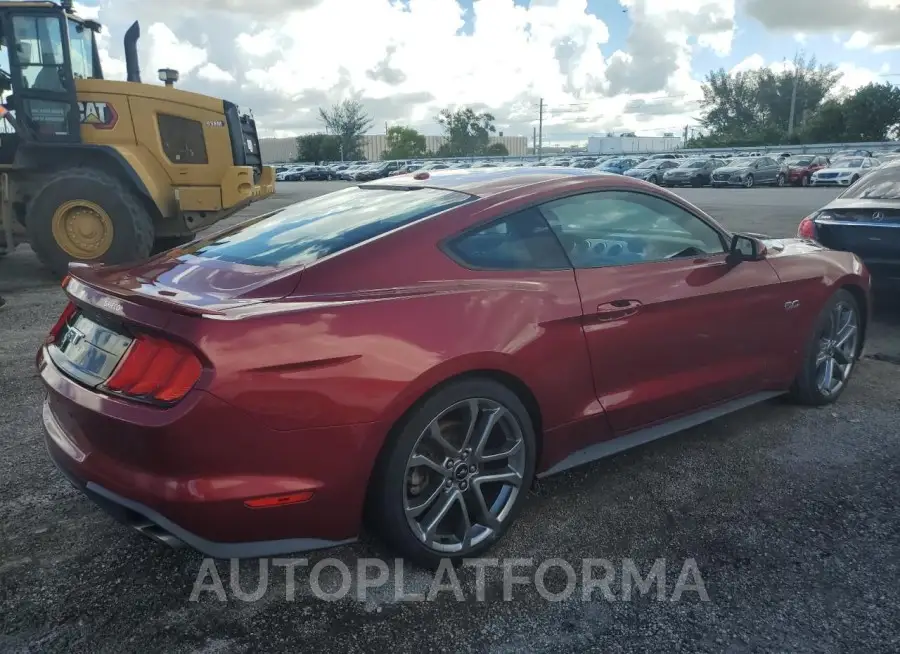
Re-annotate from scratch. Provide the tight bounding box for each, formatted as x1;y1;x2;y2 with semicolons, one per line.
27;168;155;277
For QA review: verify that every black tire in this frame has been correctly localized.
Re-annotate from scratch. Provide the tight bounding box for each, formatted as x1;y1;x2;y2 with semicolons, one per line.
299;174;306;181
26;168;154;276
789;289;862;406
648;175;658;185
151;234;193;255
744;174;754;188
368;377;537;569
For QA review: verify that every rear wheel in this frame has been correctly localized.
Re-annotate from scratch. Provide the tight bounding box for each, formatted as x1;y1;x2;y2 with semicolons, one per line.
648;174;658;184
790;289;861;406
744;174;754;188
368;378;536;568
776;173;786;187
27;168;155;277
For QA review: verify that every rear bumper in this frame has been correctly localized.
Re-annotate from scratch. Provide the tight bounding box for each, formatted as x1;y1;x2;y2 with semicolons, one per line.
45;431;354;558
38;351;378;558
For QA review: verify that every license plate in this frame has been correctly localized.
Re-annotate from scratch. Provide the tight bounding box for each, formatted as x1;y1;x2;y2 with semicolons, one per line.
49;312;132;386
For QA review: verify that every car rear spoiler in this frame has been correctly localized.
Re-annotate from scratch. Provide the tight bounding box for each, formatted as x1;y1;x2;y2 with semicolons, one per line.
65;266;226;318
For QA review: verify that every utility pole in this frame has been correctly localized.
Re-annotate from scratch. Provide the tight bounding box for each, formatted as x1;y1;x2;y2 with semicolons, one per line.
788;55;800;138
538;98;543;161
533;126;537;156
683;125;689;143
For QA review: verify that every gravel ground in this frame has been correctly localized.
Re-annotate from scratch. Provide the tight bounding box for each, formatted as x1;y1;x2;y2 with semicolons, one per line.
1;185;899;654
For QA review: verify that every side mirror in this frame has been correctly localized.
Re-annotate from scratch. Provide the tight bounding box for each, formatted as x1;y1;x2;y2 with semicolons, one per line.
727;234;767;265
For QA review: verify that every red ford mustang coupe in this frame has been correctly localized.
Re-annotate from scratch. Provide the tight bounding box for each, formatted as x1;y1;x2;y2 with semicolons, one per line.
38;168;871;567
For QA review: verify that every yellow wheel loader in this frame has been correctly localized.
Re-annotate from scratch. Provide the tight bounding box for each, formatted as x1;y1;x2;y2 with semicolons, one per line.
0;0;275;275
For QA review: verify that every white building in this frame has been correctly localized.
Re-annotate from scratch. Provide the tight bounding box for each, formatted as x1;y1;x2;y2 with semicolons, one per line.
260;134;529;163
587;136;684;155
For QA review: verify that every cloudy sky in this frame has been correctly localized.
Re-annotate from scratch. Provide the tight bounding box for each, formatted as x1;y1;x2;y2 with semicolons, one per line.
74;0;899;144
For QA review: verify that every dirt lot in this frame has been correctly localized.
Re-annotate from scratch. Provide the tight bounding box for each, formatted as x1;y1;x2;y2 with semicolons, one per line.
1;185;898;654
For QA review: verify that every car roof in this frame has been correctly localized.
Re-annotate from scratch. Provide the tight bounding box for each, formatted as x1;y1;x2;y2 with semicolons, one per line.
361;166;619;198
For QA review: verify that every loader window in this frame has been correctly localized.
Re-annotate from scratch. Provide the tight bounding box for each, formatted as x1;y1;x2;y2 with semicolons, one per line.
12;16;66;92
67;20;96;79
158;114;208;164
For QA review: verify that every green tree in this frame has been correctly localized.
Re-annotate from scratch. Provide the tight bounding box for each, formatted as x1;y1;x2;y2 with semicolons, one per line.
754;56;841;136
695;56;842;146
319;99;373;160
800;99;846;143
435;107;497;156
295;133;341;163
839;82;900;142
483;142;509;156
382;125;427;159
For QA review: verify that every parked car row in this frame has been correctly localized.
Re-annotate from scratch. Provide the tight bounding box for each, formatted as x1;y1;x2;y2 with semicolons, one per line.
272;149;900;187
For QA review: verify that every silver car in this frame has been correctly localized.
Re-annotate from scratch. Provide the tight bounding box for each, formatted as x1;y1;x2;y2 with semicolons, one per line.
709;156;787;188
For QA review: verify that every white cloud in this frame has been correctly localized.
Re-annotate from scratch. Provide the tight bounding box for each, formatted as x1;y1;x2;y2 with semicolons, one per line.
70;0;885;145
832;62;888;94
145;23;208;78
844;31;873;50
87;0;736;140
730;54;765;74
197;63;236;84
745;0;900;50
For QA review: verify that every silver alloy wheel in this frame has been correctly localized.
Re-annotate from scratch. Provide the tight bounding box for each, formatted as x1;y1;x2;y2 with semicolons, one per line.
403;398;527;554
777;173;785;187
744;174;754;188
815;300;859;397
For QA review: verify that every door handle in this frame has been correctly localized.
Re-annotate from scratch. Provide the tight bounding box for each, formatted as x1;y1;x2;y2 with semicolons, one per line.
595;299;642;321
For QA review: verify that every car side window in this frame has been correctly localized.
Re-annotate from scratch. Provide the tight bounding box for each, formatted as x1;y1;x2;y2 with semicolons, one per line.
445;207;571;270
539;191;726;269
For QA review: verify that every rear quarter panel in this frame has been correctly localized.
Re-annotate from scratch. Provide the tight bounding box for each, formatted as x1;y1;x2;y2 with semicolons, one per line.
762;239;870;381
196;196;599;439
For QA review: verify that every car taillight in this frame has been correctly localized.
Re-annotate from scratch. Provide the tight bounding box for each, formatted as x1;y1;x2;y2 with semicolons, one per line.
45;301;77;345
106;334;203;403
798;216;817;240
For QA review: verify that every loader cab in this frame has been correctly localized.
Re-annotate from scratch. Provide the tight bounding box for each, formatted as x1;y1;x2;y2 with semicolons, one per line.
0;2;102;161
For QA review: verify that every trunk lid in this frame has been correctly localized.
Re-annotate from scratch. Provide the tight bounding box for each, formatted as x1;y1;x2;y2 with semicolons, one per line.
68;251;304;316
814;199;900;261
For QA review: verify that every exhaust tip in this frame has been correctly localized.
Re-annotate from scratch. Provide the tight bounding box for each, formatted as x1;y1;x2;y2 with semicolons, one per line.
132;520;185;549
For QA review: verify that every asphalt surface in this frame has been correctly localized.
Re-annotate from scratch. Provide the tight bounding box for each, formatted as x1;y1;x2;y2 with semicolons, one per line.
2;184;899;653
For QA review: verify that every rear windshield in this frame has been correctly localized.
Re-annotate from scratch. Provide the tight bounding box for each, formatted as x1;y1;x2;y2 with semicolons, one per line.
839;165;900;200
183;186;473;267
